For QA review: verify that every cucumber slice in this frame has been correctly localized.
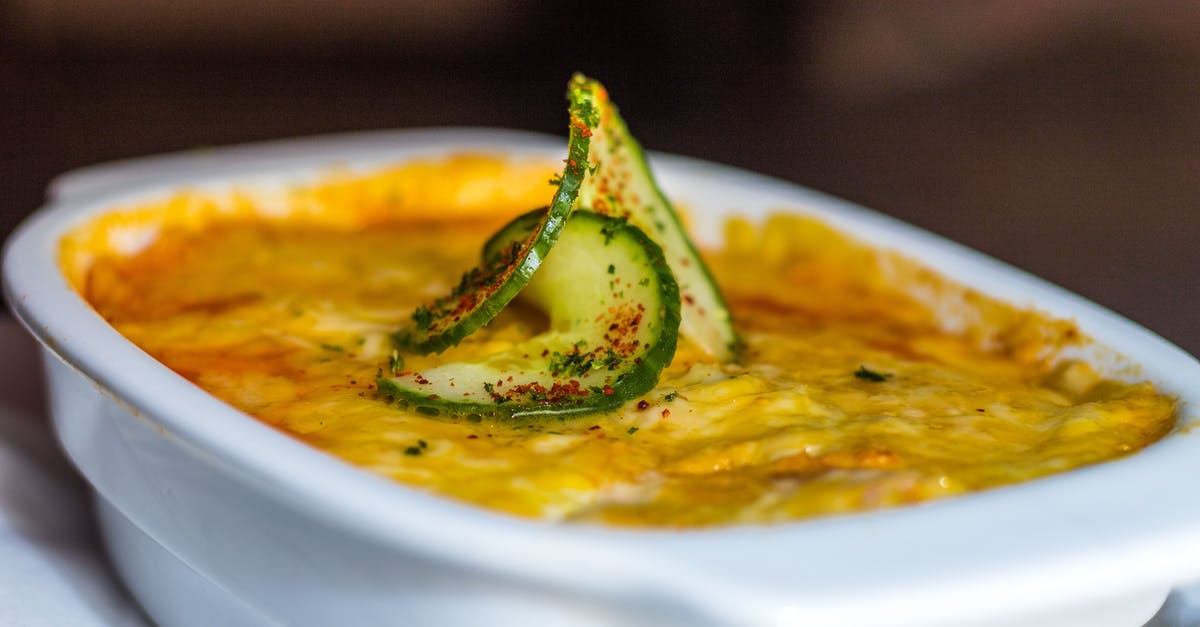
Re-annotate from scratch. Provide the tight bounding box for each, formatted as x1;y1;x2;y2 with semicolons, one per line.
379;211;680;419
394;79;600;354
572;74;739;361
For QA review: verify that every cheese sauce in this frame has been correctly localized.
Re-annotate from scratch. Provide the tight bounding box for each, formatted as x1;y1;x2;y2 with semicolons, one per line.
73;158;1177;527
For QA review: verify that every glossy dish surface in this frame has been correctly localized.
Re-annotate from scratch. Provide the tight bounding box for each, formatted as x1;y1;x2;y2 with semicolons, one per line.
4;129;1200;627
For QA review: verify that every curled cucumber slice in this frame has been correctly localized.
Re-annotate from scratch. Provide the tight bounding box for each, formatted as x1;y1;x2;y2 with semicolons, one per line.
380;211;680;418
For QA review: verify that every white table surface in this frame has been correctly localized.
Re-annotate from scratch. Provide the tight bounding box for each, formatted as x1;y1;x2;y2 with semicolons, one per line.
0;316;1197;627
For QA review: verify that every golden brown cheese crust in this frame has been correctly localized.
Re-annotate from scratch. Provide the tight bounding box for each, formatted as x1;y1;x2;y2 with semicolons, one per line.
72;157;1177;527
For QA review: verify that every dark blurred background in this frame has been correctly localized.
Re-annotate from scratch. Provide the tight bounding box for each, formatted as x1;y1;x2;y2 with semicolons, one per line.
2;0;1197;356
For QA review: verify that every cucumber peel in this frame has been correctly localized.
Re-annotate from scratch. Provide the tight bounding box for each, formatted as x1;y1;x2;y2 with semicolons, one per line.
394;78;600;354
572;74;739;361
380;211;680;418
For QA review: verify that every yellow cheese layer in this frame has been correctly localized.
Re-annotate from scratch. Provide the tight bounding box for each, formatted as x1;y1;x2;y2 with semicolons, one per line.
74;158;1177;527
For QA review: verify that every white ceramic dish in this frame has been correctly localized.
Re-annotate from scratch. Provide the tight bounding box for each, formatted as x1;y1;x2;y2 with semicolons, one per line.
4;129;1199;627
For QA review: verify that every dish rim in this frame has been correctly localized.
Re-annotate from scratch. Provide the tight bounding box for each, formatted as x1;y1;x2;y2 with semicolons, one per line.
5;127;1200;625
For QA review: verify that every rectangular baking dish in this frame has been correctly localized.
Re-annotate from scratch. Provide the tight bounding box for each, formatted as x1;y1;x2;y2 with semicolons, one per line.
4;129;1199;627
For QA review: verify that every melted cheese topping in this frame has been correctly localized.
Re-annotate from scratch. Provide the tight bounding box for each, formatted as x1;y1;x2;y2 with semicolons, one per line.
73;158;1177;527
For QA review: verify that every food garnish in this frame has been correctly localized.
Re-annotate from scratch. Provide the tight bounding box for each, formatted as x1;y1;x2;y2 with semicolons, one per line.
383;74;736;418
854;365;892;382
379;210;680;418
383;75;713;418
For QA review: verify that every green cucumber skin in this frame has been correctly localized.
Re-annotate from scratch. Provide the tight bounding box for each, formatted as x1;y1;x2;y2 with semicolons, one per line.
395;80;599;355
574;75;741;361
480;208;544;263
379;211;681;420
